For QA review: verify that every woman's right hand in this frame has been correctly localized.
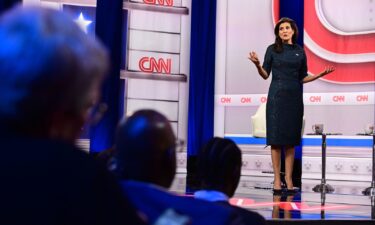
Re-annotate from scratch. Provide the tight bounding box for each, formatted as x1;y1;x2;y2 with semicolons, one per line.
248;51;269;79
248;51;260;66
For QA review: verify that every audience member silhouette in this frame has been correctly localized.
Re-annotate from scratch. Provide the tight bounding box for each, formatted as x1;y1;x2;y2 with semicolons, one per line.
195;137;266;225
115;110;244;225
0;6;142;225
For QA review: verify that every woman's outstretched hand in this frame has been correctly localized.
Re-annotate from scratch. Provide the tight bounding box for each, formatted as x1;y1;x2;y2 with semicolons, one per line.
319;66;335;77
248;51;260;66
303;65;335;83
248;51;269;79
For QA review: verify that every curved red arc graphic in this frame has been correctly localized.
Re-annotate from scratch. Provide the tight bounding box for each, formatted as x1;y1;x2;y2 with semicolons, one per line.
304;0;375;54
305;47;375;83
273;0;279;25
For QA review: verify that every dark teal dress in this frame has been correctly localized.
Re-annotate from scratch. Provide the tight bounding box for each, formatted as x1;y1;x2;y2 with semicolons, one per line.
262;44;308;146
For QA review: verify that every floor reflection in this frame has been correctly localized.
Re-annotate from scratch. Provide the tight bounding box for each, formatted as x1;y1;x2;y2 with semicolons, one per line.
170;173;375;220
272;194;299;219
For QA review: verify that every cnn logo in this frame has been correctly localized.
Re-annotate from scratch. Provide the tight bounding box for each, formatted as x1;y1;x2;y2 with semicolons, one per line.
143;0;173;6
139;57;171;74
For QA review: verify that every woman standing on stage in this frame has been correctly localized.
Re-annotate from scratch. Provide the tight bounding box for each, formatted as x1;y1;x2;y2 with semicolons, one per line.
248;17;334;193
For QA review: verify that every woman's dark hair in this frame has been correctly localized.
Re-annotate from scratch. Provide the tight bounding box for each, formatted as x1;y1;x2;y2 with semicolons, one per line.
273;17;298;53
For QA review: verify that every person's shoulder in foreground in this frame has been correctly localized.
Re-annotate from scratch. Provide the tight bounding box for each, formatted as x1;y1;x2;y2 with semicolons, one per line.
122;180;244;225
217;201;266;225
0;136;143;225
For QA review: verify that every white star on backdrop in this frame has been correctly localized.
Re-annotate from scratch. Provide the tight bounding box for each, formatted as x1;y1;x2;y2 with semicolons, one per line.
75;12;92;33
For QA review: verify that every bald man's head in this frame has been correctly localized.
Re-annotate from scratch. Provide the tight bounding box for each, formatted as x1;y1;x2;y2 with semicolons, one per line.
115;110;176;188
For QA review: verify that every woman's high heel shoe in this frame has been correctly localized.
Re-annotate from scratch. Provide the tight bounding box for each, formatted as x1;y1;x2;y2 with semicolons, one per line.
286;187;299;194
285;180;300;194
273;188;283;195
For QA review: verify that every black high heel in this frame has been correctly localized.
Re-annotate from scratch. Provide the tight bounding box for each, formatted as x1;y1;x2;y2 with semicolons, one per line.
285;179;300;194
286;187;299;194
273;189;283;195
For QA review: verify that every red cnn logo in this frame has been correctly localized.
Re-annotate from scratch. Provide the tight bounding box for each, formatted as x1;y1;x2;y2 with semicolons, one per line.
333;95;345;102
309;96;321;103
139;57;171;74
220;97;231;104
356;95;368;102
241;97;252;104
143;0;173;6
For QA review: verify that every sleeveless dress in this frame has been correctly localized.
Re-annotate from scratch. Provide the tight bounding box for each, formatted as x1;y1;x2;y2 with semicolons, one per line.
262;43;308;146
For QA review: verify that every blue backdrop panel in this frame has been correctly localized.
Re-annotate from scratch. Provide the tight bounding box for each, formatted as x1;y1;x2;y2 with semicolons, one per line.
187;0;217;156
90;0;125;153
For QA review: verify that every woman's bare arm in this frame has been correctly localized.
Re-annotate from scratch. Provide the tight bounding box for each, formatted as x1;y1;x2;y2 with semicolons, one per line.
303;66;335;83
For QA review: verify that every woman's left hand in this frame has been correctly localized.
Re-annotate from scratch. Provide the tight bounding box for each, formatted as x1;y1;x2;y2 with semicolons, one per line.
320;66;335;77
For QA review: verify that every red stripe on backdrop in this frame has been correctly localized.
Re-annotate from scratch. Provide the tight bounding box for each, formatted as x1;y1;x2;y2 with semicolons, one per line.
272;0;279;25
304;0;375;54
305;47;375;83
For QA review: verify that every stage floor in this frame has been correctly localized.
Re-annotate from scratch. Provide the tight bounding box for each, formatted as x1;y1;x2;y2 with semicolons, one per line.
170;174;375;223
